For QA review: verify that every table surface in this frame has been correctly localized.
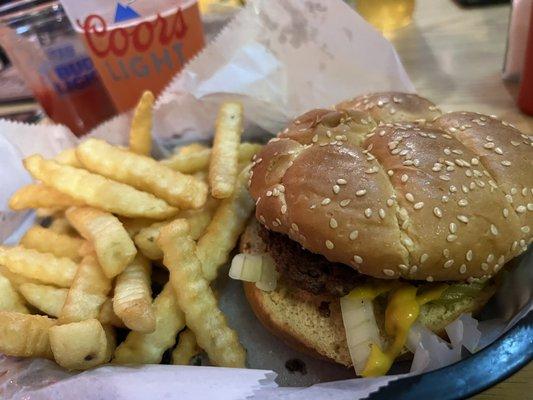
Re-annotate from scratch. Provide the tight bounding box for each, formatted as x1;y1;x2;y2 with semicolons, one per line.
391;1;531;399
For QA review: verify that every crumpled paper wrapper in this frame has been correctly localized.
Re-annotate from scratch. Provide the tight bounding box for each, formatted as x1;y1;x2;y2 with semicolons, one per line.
0;0;531;399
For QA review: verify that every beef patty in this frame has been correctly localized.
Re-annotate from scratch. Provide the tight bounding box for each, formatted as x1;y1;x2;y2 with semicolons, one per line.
258;225;364;297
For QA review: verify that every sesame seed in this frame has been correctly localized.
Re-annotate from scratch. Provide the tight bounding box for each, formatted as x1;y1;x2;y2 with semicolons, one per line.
449;223;458;233
462;185;469;193
383;269;395;276
487;254;495;263
442;195;449;203
426;276;434;282
312;134;318;143
505;194;513;203
365;166;379;174
527;203;533;211
291;223;299;231
471;158;479;165
387;198;394;207
458;199;468;207
501;160;511;166
516;205;527;213
321;198;331;205
405;193;415;202
340;199;351;207
387;170;394;176
259;215;266;223
355;189;367;197
266;190;273;197
420;253;429;264
511;140;520;146
440;175;451;181
522;188;528;196
333;185;340;194
410;265;418;274
522;226;530;234
459;264;467;274
329;218;338;229
325;240;334;249
447;234;457;242
402;236;414;247
503;208;509;218
490;224;499;235
443;248;450;258
444;259;454;268
399;264;409;271
337;178;347;185
275;218;282;225
272;220;279;227
444;148;451;155
349;230;359;240
466;250;473;261
281;205;287;214
364;208;373;218
353;255;363;264
495;147;503;155
452;149;463;155
449;185;458;193
433;207;443;218
481;263;489;271
432;164;443;172
403;160;414;166
457;215;469;223
498;255;505;265
401;174;409;183
378;208;386;219
414;202;424;210
483;142;495;149
512;241;518;251
465;169;472;177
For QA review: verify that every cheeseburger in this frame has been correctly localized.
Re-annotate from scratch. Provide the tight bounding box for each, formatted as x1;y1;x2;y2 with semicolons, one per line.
233;92;532;376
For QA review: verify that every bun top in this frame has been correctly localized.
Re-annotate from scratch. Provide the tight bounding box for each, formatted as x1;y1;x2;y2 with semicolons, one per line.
248;92;533;282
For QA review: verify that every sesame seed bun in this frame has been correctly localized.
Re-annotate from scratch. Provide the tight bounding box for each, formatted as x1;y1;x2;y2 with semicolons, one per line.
248;92;532;282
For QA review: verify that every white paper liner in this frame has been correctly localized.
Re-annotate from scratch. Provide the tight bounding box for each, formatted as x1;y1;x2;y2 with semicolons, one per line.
0;0;531;399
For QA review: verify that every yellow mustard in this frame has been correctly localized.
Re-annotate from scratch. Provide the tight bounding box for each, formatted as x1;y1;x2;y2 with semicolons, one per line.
350;283;448;377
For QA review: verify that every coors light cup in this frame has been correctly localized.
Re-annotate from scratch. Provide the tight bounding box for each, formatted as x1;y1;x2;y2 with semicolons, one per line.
60;0;205;112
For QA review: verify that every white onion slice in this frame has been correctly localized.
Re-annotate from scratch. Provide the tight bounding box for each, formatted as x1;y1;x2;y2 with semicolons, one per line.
340;294;382;375
229;253;279;292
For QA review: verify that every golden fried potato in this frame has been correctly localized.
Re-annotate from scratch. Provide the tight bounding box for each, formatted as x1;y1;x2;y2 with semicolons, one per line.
35;208;63;218
129;91;154;156
0;246;76;287
76;139;207;209
0;312;55;359
120;217;156;237
24;155;177;219
113;255;155;333
161;148;211;174
172;329;200;365
0;273;29;313
48;217;77;236
113;283;185;364
0;265;38;288
158;220;246;367
19;283;67;317
9;184;83;211
49;319;115;370
161;143;262;175
59;254;111;323
99;298;125;328
66;207;137;278
197;167;255;281
174;142;208;155
209;102;243;199
55;148;82;167
21;226;85;262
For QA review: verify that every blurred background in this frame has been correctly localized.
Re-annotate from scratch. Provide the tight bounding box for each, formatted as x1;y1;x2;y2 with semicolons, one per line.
0;0;531;135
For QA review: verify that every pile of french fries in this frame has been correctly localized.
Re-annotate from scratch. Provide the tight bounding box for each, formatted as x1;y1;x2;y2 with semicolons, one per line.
0;92;261;370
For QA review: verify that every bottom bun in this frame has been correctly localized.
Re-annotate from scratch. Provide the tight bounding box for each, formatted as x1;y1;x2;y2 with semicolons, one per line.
240;220;496;367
